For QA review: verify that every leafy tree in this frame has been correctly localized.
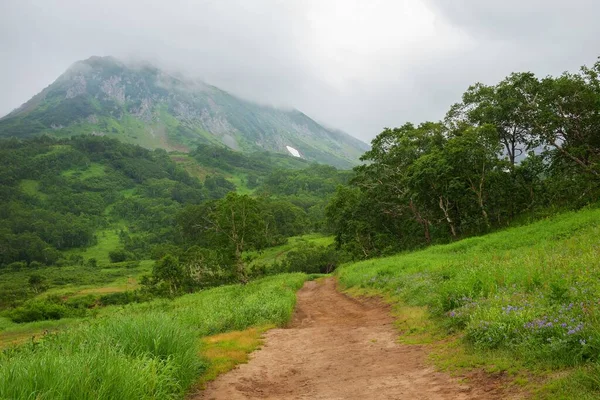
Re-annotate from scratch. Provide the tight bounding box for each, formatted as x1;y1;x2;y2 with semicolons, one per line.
532;66;600;178
151;254;186;296
447;73;539;166
327;58;600;258
178;193;268;283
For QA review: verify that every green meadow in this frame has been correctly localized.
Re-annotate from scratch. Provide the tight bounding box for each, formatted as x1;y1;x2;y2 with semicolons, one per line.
0;273;307;400
337;207;600;398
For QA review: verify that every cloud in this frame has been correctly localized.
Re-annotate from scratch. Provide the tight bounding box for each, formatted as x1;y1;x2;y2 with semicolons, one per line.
1;0;599;142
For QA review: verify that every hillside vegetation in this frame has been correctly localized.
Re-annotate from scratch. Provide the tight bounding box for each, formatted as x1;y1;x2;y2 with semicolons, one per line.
338;207;600;398
0;274;307;400
0;135;347;328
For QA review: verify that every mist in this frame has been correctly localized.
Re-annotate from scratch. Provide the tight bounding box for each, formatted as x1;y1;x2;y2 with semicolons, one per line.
2;0;599;142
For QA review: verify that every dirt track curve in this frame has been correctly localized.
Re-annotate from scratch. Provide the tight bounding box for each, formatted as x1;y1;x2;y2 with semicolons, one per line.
195;278;507;400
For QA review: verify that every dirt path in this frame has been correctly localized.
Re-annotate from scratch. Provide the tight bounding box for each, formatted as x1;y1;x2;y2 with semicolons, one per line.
196;278;506;400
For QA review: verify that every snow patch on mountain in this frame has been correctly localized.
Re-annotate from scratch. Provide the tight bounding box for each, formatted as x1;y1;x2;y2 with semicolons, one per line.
286;145;301;158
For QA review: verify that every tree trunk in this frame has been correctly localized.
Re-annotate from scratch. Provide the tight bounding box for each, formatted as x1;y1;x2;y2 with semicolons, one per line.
409;200;431;244
438;196;457;237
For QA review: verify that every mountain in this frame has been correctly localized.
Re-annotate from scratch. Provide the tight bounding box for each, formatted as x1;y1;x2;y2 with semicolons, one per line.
0;56;369;168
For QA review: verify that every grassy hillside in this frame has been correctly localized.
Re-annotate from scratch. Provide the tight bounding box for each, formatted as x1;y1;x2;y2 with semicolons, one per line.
337;207;600;398
171;143;314;194
0;273;307;399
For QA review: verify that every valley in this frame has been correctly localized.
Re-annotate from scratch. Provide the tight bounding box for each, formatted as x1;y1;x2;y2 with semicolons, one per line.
1;53;600;400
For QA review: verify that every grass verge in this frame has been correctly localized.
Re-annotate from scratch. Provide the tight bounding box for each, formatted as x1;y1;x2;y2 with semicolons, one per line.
0;273;307;400
194;325;273;389
337;207;600;398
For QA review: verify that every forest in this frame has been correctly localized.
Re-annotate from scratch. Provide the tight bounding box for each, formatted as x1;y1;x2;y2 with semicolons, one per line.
0;135;346;314
327;59;600;259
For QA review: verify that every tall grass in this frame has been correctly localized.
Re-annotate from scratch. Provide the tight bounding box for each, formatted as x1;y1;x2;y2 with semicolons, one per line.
337;208;600;370
0;314;201;400
0;273;307;399
117;273;307;336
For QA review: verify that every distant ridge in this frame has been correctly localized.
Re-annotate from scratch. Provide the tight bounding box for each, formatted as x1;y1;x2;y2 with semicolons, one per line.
0;56;369;168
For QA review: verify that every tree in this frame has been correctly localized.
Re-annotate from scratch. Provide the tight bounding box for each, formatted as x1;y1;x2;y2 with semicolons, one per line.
445;126;503;230
151;254;186;296
447;73;539;166
108;249;135;263
407;149;460;237
178;193;267;283
532;65;600;178
354;122;446;245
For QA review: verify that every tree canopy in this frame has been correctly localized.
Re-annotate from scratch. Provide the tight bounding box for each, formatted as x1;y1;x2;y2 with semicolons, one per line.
327;58;600;259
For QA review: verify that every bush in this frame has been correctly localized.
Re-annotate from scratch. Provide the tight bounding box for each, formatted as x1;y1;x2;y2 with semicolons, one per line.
5;301;82;323
28;274;46;293
282;243;340;274
109;249;135;263
8;262;26;272
110;260;141;269
65;295;97;310
99;291;151;306
68;254;85;266
150;243;182;260
86;258;98;268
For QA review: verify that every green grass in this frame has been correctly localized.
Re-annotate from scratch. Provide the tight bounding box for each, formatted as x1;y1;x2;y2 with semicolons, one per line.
0;273;307;399
18;179;47;200
0;318;81;348
108;273;307;336
61;162;106;179
226;173;254;194
336;207;600;397
247;233;334;266
38;262;151;299
66;228;123;265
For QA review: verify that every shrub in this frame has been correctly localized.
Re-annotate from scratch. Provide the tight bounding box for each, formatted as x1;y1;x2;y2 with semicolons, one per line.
86;258;98;268
99;291;151;306
8;262;26;271
5;301;80;323
65;295;97;310
109;249;135;263
283;243;340;274
110;260;141;269
28;274;46;293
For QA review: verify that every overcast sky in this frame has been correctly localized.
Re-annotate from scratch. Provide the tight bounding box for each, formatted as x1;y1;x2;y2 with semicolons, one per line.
1;0;599;143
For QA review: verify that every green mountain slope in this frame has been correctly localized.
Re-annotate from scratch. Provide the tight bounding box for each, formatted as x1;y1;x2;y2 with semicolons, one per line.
0;56;368;168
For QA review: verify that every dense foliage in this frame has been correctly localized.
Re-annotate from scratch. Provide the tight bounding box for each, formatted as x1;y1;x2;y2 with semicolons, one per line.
327;59;600;258
0;135;222;268
0;134;352;315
